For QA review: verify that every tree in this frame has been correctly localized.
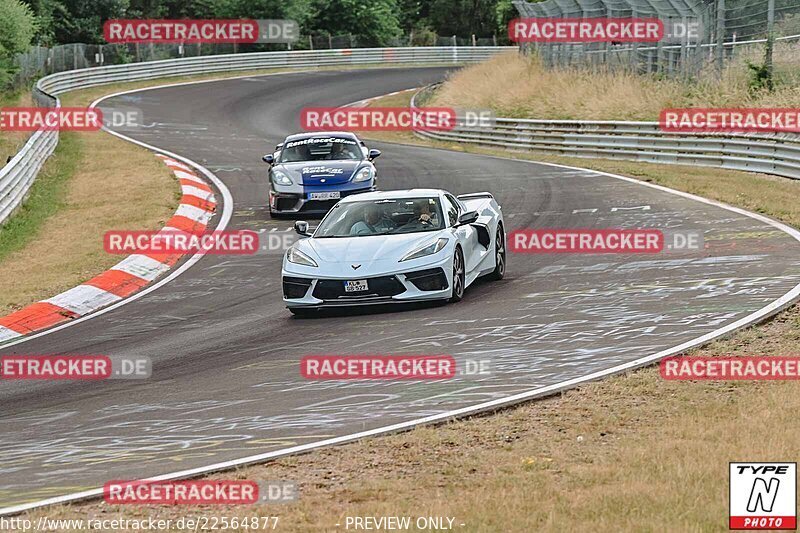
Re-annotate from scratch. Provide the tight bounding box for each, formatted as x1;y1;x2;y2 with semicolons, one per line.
51;0;128;44
309;0;402;47
0;0;38;86
427;0;500;38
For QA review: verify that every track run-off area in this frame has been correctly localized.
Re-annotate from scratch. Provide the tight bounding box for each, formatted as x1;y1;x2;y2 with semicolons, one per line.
1;67;799;513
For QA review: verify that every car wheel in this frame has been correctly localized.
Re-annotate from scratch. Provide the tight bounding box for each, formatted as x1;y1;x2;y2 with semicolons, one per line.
449;246;465;303
289;308;316;317
487;224;506;281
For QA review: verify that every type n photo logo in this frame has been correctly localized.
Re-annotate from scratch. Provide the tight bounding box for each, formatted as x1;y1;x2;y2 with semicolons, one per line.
730;462;797;530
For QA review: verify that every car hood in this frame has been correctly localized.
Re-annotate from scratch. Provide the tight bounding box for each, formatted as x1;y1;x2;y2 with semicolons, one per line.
301;231;448;263
275;160;365;186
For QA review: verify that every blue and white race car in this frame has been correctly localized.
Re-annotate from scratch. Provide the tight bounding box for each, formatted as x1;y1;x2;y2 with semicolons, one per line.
262;131;381;217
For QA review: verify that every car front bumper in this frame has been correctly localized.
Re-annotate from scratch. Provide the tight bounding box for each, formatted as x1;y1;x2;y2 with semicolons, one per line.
281;263;452;309
269;183;376;215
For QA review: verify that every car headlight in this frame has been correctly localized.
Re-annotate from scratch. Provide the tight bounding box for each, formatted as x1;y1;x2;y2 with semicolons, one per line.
271;169;292;186
352;166;374;183
399;237;449;262
287;247;318;267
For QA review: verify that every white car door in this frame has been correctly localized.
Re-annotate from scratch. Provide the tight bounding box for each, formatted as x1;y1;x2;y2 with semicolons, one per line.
444;194;484;277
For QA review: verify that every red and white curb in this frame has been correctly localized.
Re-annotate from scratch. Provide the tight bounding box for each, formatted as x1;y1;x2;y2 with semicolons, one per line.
0;155;217;343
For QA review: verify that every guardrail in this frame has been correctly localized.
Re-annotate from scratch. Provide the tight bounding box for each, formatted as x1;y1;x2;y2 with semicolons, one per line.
412;85;800;181
0;46;512;225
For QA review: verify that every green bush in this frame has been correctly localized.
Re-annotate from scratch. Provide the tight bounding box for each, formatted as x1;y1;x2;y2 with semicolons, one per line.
0;0;37;88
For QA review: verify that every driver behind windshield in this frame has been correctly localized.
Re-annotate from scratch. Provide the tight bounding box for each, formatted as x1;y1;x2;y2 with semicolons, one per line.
349;205;394;236
328;142;360;160
403;199;440;229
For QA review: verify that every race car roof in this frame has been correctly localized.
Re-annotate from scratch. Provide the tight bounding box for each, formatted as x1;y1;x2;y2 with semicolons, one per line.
339;189;445;203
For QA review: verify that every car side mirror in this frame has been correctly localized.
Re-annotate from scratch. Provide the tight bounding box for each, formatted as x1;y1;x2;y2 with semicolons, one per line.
294;220;311;236
262;154;274;165
368;149;381;161
456;211;479;226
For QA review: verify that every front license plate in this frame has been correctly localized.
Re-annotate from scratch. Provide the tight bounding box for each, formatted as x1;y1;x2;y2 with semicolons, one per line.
309;191;340;200
344;280;368;292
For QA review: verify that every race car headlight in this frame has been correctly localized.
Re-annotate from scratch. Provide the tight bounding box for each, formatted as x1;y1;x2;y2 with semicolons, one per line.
352;166;374;183
287;247;318;267
271;170;292;186
400;238;449;262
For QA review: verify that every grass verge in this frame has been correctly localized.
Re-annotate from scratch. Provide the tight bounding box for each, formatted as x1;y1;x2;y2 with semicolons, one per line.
21;87;800;531
0;91;33;163
429;45;800;121
0;89;177;316
0;62;467;316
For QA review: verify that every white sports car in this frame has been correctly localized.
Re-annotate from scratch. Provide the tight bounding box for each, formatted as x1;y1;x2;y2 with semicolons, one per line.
281;189;505;315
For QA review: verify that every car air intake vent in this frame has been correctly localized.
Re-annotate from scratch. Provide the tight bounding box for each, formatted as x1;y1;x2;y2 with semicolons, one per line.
283;276;313;299
405;268;449;291
313;276;406;300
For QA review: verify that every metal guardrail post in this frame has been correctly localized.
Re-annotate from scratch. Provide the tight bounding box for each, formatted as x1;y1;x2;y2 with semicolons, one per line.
409;85;800;183
716;0;726;76
0;47;510;225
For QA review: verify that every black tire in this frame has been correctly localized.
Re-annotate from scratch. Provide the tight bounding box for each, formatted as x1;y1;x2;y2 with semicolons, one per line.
289;308;316;317
449;246;465;303
486;224;506;281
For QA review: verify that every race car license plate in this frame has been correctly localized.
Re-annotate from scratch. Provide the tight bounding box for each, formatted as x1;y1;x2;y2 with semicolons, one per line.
309;191;340;200
344;280;368;292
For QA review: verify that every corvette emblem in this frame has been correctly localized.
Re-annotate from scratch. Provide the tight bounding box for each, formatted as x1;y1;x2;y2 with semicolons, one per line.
351;264;361;270
320;178;326;183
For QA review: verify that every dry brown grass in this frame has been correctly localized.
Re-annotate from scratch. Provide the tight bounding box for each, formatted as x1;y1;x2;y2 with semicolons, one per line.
31;306;800;532
0;63;460;316
19;84;800;533
430;44;800;121
0;90;177;316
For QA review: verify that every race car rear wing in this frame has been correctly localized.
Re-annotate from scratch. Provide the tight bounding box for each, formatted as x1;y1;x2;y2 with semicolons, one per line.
457;192;494;201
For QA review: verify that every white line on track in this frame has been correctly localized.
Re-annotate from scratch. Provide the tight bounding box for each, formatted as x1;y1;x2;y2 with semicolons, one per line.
2;75;800;516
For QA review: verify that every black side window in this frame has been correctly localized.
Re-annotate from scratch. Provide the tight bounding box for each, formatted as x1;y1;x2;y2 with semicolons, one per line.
444;195;460;226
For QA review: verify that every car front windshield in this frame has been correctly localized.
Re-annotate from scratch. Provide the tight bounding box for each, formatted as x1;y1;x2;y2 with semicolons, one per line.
314;197;445;238
279;136;363;163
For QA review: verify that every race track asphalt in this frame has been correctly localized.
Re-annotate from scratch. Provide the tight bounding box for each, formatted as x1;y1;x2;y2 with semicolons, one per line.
1;67;799;510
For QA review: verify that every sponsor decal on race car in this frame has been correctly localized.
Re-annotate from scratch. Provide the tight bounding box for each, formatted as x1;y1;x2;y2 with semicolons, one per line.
284;137;358;148
301;166;346;175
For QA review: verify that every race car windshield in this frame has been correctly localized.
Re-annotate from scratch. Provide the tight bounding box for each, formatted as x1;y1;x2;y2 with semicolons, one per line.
279;137;363;163
314;197;445;237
